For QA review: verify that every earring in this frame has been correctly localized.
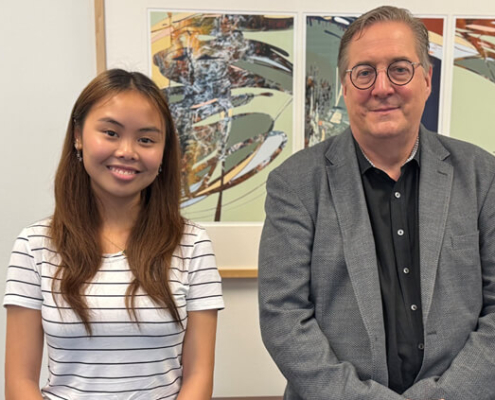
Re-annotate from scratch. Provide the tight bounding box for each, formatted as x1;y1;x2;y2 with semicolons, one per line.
74;141;82;162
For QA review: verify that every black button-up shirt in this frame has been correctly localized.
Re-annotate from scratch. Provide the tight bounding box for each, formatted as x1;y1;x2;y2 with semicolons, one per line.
355;138;424;394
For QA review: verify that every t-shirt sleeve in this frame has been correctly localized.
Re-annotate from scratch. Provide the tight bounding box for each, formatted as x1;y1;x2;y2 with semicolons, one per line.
3;228;43;310
186;227;224;312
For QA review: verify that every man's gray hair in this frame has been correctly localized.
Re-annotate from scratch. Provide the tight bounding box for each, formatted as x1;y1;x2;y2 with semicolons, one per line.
337;6;431;82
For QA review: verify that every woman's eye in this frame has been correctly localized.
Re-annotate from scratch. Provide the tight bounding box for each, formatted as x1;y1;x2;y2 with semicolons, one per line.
139;137;155;144
104;130;117;137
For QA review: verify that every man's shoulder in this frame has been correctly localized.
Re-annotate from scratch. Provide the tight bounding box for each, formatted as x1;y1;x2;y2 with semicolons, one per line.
423;129;495;172
273;132;348;178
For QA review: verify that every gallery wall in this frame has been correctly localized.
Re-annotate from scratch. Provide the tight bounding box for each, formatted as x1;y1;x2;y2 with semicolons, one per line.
0;0;98;396
1;0;494;397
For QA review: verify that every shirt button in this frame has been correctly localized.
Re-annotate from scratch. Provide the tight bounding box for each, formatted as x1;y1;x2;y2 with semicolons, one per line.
418;343;425;350
403;267;410;274
397;229;404;236
411;304;418;311
395;192;401;198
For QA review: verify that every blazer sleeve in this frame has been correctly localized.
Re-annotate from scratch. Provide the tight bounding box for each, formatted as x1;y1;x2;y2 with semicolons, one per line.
403;172;495;400
258;170;405;400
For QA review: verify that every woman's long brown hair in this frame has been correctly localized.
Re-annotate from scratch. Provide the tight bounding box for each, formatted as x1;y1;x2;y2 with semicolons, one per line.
50;69;184;334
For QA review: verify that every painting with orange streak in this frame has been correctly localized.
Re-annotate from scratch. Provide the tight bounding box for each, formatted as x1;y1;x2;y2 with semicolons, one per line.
149;11;294;222
455;18;495;80
305;15;444;147
450;18;495;153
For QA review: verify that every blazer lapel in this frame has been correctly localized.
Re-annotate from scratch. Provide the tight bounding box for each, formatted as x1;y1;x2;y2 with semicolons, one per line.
325;129;389;383
418;128;453;321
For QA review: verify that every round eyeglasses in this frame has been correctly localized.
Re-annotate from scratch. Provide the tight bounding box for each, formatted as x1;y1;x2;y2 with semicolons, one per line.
345;60;422;90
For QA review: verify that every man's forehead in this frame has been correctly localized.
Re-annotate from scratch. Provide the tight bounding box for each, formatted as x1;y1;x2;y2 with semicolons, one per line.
350;20;413;42
347;21;417;62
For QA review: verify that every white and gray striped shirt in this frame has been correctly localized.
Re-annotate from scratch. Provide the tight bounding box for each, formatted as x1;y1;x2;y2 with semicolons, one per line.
3;218;224;400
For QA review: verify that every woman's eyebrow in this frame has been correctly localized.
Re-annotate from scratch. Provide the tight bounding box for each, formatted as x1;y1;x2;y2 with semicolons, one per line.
97;117;124;128
97;117;162;134
139;126;163;134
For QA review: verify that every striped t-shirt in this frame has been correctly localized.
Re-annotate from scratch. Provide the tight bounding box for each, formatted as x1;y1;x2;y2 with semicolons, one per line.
3;219;224;400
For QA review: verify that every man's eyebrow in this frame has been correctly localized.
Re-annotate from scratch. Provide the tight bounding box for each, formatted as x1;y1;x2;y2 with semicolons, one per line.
390;57;414;63
97;117;162;134
353;56;413;66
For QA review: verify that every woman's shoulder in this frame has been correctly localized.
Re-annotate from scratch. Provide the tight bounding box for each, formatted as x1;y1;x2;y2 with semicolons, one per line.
179;220;213;255
20;217;52;235
182;219;207;236
15;217;53;244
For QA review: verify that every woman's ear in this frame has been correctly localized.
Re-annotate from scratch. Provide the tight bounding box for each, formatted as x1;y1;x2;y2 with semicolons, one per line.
74;127;82;150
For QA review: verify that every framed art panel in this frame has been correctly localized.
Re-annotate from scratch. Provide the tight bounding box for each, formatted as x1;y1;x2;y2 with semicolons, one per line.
95;0;296;277
451;17;495;154
149;11;294;223
304;14;445;147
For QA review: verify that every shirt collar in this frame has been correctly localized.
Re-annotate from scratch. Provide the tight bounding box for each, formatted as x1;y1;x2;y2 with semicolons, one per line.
354;135;421;175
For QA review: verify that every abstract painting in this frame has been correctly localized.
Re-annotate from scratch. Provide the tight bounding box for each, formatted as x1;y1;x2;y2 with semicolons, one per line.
305;15;444;147
451;18;495;154
149;12;294;221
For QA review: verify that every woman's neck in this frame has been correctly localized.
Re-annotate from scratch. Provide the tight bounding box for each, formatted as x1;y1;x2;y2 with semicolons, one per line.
96;196;141;254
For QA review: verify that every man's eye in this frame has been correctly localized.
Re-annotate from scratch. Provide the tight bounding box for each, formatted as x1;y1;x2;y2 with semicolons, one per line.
356;69;373;78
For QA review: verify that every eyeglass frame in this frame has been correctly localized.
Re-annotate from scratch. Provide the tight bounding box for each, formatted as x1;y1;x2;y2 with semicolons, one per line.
345;60;422;90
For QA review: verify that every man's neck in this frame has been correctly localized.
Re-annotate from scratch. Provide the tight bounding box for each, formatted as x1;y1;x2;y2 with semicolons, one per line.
355;133;420;181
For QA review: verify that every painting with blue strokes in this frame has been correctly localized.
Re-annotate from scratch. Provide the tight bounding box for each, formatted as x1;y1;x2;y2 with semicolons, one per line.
149;12;294;222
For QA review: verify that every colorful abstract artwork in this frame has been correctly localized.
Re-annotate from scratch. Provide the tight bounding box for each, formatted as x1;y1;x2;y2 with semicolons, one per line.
149;12;294;222
451;18;495;154
305;15;444;147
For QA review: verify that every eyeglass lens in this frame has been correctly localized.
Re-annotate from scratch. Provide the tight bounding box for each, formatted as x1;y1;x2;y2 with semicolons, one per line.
350;60;415;89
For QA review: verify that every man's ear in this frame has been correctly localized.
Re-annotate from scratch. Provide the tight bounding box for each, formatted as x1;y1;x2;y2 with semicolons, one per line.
424;65;433;100
342;78;348;99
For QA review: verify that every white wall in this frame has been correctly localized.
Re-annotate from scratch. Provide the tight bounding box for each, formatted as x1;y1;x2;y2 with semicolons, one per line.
2;0;495;398
0;0;97;396
215;279;285;395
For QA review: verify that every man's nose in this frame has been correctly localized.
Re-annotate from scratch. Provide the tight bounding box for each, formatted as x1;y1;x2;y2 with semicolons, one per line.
372;68;394;95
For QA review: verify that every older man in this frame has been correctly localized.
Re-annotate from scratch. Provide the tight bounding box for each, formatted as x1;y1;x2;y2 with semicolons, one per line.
259;6;495;400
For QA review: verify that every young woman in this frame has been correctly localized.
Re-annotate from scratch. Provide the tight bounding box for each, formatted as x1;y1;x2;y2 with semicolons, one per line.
4;69;224;400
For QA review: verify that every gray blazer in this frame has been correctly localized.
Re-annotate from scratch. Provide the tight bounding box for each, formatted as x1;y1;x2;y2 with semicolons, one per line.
259;126;495;400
